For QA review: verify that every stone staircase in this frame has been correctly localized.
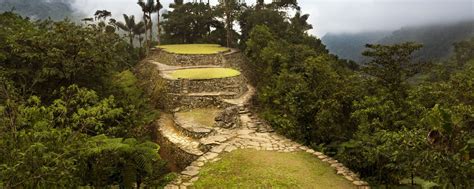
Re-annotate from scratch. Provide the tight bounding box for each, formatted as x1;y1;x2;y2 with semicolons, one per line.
141;47;369;189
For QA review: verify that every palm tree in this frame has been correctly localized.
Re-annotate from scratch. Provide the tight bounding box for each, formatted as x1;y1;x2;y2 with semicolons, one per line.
94;10;112;21
133;22;146;48
138;0;161;48
138;0;150;48
116;14;137;46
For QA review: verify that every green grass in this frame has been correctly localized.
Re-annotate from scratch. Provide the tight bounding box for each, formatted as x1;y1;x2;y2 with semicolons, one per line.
169;68;240;80
175;108;220;127
194;149;356;189
158;44;229;54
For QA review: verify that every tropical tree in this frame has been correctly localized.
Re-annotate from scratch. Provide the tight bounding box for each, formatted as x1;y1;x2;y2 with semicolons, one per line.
133;21;147;48
138;0;161;47
94;10;112;21
218;0;243;47
116;14;137;46
155;0;163;45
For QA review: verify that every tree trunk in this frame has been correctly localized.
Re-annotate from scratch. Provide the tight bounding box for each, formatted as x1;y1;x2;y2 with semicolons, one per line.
149;13;153;48
157;11;161;45
129;31;134;47
143;12;149;54
225;1;232;47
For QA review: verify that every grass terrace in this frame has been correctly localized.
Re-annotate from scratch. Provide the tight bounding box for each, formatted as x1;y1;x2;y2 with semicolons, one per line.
175;108;220;128
194;149;356;188
158;44;230;54
169;68;240;80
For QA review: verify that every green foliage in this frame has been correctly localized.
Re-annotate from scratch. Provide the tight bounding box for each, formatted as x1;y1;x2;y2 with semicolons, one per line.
246;25;359;148
0;12;132;98
162;2;224;44
77;135;167;188
246;14;474;186
0;13;169;188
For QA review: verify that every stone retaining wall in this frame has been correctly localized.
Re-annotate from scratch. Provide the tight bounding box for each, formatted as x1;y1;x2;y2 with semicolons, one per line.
156;125;201;170
173;116;216;139
165;74;246;95
163;93;237;111
151;49;227;66
222;50;247;71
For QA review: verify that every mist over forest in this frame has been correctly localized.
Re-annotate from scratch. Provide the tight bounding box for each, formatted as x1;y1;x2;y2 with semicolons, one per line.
0;0;473;188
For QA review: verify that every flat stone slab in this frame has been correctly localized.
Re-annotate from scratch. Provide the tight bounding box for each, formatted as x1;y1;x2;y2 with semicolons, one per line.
181;170;199;177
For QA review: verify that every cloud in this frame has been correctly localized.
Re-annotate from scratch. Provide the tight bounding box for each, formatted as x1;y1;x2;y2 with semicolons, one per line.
71;0;474;37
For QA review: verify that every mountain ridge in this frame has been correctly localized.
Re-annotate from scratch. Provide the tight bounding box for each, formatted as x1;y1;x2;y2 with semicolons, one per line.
322;20;474;63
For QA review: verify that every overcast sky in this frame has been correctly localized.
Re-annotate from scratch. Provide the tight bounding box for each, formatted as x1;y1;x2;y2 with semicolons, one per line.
72;0;474;37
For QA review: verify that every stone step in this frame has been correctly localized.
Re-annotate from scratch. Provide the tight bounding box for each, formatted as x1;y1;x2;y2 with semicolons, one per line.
157;114;204;156
222;85;255;106
186;92;238;98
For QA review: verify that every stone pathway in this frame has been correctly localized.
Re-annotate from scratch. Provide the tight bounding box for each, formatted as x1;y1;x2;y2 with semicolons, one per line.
164;104;370;189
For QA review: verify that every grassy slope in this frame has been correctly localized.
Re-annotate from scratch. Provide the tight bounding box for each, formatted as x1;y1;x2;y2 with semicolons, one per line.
175;108;220;127
159;44;229;54
194;149;355;189
170;68;241;80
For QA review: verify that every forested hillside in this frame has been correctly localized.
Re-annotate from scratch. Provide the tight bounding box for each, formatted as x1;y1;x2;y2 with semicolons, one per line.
323;21;474;62
321;31;391;62
0;0;74;20
0;0;473;188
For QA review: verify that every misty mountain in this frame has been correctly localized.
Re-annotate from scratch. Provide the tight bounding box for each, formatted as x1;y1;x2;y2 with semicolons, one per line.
0;0;74;20
322;20;474;62
321;31;391;62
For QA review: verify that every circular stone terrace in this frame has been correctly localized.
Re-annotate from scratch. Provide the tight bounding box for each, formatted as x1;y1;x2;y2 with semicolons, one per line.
166;68;241;80
158;44;231;55
145;44;369;188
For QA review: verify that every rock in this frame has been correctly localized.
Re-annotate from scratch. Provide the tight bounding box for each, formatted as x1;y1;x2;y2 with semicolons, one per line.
306;149;315;153
181;170;199;177
191;161;205;167
185;166;200;172
182;182;192;186
318;155;327;159
313;152;323;156
344;175;355;182
200;135;228;145
215;106;240;129
353;181;369;186
224;145;237;152
210;144;227;153
237;129;255;135
165;184;179;189
203;152;219;160
210;158;221;162
330;163;343;168
190;177;199;182
244;141;260;147
299;146;309;151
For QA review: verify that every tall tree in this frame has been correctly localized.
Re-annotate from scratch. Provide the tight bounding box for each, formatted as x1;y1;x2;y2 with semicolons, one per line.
138;0;150;49
116;14;137;46
218;0;242;47
138;0;161;47
362;42;424;100
155;0;163;45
